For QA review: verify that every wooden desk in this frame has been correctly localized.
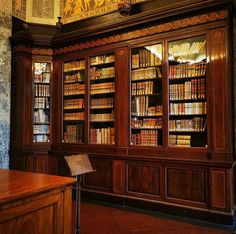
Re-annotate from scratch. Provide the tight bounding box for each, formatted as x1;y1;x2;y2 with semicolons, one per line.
0;169;76;234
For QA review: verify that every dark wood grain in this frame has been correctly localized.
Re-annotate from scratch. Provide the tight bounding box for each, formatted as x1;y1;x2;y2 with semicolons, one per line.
0;169;75;234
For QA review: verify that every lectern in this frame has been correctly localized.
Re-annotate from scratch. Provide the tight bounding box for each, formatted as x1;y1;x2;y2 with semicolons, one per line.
64;154;94;234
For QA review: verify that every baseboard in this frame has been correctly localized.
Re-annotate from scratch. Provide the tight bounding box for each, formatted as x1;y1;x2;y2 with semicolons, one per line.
81;189;235;227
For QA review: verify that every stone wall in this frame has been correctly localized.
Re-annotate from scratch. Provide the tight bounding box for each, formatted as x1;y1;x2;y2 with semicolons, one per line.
0;1;12;168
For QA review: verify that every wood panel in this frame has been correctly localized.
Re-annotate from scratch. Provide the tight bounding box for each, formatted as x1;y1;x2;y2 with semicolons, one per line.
113;160;124;194
0;170;75;234
210;168;234;211
51;60;63;146
84;157;112;192
22;58;33;146
25;155;58;174
115;47;129;149
11;57;32;149
211;169;226;209
166;167;207;204
0;197;57;234
126;162;160;197
209;27;229;154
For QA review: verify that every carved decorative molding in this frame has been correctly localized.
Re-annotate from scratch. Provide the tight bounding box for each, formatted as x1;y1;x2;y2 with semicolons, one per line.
13;46;53;56
32;48;53;56
54;10;228;55
13;45;32;54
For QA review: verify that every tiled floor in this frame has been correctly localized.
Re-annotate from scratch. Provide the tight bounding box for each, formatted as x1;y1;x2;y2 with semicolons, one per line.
76;201;235;234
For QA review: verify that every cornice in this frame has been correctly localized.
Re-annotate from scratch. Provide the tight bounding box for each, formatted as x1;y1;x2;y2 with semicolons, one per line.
54;10;228;55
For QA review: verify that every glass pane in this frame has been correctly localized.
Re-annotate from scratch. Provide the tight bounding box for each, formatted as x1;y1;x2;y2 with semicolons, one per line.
168;35;207;147
89;53;115;144
33;62;51;143
130;44;163;146
63;59;85;143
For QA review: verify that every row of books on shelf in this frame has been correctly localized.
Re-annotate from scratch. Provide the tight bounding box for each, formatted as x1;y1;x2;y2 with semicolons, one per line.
33;124;50;134
33;135;49;142
131;130;159;146
90;127;115;144
131;96;162;116
90;97;113;109
169;102;206;115
90;113;114;122
64;99;84;109
34;72;50;83
34;97;50;109
64;60;85;72
169;78;205;100
132;49;162;68
90;54;115;65
34;110;49;124
131;117;162;129
169;117;206;132
63;124;84;143
64;112;84;121
90;82;115;94
169;134;191;147
132;67;162;80
90;67;115;80
64;83;85;96
169;40;206;58
131;81;157;95
169;61;206;79
35;84;50;97
64;71;85;83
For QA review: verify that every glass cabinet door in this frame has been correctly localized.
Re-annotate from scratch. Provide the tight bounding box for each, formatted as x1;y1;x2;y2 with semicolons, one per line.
168;35;207;147
130;44;163;146
89;53;115;144
33;62;51;142
63;59;85;143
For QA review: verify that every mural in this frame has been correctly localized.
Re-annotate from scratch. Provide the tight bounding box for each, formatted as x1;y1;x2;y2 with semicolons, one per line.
61;0;144;23
12;0;26;20
32;0;54;19
0;1;11;169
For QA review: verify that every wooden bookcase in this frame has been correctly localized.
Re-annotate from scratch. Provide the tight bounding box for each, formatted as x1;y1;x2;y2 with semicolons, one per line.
10;0;235;225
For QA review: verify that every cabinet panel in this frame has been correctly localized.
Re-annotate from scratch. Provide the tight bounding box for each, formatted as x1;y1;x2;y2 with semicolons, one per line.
210;168;234;211
113;160;124;194
211;169;226;209
0;204;55;234
209;27;228;153
126;162;160;197
166;167;207;204
0;170;74;234
84;157;112;192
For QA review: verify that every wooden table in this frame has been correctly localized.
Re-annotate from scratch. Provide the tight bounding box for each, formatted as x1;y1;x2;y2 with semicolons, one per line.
0;169;76;234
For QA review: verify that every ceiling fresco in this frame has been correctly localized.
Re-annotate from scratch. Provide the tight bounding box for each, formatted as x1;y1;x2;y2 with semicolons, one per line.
12;0;145;24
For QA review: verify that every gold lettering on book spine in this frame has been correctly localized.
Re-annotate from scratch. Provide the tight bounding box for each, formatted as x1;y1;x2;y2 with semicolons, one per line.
54;10;228;55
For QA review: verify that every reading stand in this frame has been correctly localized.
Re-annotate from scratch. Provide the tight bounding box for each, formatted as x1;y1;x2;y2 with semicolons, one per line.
64;154;94;234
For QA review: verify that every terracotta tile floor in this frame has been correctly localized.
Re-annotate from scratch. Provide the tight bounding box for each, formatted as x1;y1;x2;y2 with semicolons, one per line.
74;201;235;234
